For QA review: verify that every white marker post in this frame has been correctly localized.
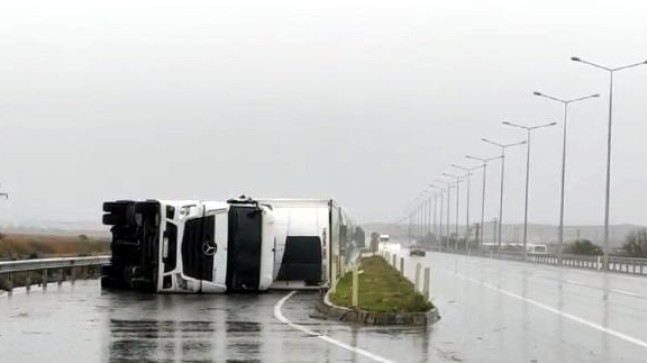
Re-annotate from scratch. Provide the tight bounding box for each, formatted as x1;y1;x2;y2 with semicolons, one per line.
330;255;338;293
423;267;431;301
352;264;359;307
415;263;421;291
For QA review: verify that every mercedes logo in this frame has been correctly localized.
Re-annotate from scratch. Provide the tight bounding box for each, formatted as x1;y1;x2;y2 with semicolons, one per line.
202;241;217;256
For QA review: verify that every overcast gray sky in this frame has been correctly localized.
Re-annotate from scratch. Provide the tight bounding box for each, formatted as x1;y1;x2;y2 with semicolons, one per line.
0;0;646;227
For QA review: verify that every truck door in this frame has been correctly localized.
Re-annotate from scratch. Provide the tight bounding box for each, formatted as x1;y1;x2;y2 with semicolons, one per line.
226;206;263;291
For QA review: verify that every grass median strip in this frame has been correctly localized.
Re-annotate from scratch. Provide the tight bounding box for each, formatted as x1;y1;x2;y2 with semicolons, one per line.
330;256;433;313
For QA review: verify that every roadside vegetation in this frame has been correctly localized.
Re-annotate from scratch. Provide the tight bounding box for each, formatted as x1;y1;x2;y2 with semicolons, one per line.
330;256;432;313
564;239;603;256
623;229;647;258
0;233;109;261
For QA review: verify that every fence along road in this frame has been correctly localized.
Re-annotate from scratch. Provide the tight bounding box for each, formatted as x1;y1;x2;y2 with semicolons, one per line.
0;256;109;293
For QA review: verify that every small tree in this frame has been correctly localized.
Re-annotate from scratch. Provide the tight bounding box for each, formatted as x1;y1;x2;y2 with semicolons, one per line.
564;239;603;256
623;229;647;258
78;234;89;242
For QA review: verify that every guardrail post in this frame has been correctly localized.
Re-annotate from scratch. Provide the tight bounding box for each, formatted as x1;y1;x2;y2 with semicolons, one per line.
392;254;396;267
25;272;31;292
42;269;48;291
423;267;431;301
7;273;13;295
400;257;404;275
351;264;358;307
414;263;421;291
57;268;64;286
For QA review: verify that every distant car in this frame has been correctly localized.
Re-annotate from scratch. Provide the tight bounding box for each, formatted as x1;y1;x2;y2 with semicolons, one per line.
410;245;426;257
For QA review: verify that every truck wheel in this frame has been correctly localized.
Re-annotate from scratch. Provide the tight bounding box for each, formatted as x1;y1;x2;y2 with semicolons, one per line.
102;213;124;225
103;200;133;213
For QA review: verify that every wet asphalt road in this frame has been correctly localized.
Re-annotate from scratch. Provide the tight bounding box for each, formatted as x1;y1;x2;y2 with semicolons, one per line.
0;281;445;363
2;251;647;362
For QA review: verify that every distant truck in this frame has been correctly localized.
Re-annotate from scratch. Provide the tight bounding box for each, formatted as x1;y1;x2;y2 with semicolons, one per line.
100;197;362;293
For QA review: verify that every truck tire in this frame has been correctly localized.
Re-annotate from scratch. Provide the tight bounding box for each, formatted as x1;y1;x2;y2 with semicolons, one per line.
102;213;125;226
102;200;133;213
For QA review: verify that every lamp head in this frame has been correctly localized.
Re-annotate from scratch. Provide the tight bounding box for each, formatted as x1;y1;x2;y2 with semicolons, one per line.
571;56;581;62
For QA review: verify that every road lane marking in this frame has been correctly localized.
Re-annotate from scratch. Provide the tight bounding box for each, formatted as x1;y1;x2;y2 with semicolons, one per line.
444;270;647;350
611;289;644;298
273;291;397;363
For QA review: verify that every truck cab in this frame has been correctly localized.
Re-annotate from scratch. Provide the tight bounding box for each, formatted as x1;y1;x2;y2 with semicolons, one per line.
101;197;275;293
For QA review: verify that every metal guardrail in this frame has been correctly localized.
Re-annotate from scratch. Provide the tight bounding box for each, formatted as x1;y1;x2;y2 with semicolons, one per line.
455;249;647;276
0;255;110;294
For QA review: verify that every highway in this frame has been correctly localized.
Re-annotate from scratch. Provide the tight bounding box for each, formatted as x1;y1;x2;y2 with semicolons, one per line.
2;251;647;362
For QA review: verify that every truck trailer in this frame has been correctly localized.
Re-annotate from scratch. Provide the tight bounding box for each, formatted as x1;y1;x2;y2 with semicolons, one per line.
101;197;363;294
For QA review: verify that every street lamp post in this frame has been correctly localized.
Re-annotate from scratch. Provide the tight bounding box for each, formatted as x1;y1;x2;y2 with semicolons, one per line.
442;172;464;250
428;184;439;242
533;91;599;265
571;56;647;270
436;179;454;249
451;164;482;251
482;138;527;255
502;121;557;261
465;155;502;248
438;186;445;247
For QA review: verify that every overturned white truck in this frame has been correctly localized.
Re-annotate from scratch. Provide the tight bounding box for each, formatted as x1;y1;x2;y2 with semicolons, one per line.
101;197;363;293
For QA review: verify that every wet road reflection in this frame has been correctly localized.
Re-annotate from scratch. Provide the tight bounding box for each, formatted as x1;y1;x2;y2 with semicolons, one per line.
101;292;272;363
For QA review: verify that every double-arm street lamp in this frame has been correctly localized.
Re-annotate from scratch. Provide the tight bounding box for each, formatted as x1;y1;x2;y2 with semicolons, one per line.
451;164;481;249
436;179;455;248
442;172;464;244
533;91;599;264
465;155;502;247
502;121;557;261
482;138;527;254
418;190;428;239
428;184;440;239
570;56;647;270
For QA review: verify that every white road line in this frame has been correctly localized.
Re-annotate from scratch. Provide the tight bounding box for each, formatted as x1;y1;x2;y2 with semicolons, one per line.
611;289;644;298
563;279;587;286
273;291;397;363
444;270;647;350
